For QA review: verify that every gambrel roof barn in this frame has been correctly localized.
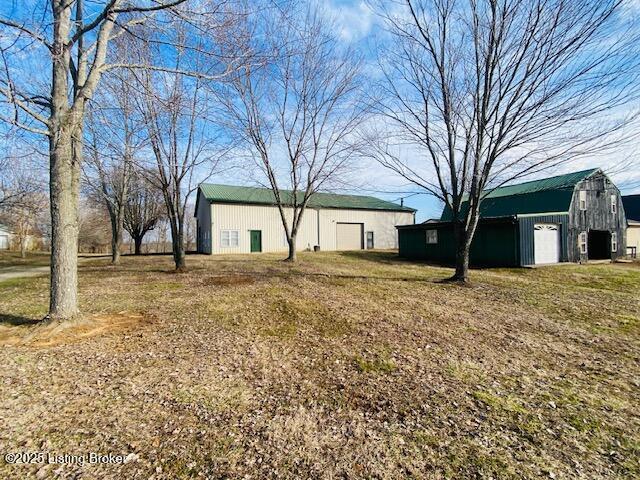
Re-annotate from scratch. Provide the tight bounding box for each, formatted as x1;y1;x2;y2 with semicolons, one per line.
397;169;627;266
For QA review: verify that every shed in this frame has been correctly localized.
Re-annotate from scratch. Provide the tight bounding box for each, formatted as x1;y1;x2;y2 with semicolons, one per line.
397;168;627;266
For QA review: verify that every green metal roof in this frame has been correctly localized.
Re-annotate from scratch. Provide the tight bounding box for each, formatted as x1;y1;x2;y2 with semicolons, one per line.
622;194;640;221
198;184;416;212
441;168;599;220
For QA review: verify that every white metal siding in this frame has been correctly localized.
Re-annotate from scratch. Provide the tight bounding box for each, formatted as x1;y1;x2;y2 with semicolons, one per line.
207;203;414;254
318;208;412;251
627;224;640;254
0;235;8;250
336;223;363;250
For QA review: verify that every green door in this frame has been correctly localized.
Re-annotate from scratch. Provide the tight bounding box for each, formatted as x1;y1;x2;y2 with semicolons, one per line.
250;230;262;253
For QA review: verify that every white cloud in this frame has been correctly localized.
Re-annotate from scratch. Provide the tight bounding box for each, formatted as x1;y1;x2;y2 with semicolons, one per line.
323;1;376;42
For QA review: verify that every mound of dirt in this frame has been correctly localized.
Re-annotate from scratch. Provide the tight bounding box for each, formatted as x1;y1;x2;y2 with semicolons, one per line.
0;312;148;347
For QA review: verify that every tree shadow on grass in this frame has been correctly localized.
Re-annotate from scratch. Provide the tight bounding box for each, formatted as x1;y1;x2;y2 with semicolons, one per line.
337;250;404;265
0;313;41;327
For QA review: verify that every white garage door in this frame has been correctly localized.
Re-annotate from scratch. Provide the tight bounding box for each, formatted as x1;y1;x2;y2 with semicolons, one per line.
0;235;8;250
534;224;560;264
336;223;363;250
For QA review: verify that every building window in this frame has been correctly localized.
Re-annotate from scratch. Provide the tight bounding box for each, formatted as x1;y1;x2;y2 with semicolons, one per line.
579;231;587;254
426;230;438;244
366;231;374;249
611;232;617;252
611;195;617;214
221;230;239;248
579;190;587;210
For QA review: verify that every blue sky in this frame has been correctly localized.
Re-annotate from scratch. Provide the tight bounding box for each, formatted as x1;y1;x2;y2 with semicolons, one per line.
1;0;638;222
316;0;640;221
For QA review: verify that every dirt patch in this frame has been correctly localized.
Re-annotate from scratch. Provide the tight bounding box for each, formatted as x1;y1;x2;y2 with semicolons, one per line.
0;312;149;347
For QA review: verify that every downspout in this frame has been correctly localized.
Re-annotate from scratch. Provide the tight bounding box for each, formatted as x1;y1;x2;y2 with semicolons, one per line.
317;209;320;248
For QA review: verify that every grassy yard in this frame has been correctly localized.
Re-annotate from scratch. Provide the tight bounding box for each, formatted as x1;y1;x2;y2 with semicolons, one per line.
0;251;638;479
0;251;51;269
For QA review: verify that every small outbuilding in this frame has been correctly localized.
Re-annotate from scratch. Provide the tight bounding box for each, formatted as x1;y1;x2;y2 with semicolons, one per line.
397;168;627;266
622;194;640;258
195;184;415;254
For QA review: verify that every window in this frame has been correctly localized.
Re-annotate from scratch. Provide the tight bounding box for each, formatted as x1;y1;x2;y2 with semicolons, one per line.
611;232;618;252
579;190;587;210
220;230;239;248
579;231;587;254
611;195;617;214
366;231;374;249
426;230;438;244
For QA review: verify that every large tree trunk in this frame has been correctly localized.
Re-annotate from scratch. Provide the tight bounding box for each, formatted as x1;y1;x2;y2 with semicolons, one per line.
134;235;143;255
110;225;121;264
170;217;186;270
48;0;80;321
108;207;123;264
450;213;480;283
452;233;471;282
285;234;297;262
49;127;81;319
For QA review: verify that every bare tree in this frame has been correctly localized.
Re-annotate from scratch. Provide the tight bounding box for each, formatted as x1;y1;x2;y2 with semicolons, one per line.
0;152;44;209
220;5;366;261
0;0;200;320
124;170;164;255
184;203;197;252
0;0;240;319
0;156;48;256
78;201;112;254
1;191;47;258
134;23;225;271
84;63;146;265
371;0;640;281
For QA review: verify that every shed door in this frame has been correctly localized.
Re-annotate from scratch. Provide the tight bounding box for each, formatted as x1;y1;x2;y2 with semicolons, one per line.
0;235;7;250
336;223;363;250
534;224;560;264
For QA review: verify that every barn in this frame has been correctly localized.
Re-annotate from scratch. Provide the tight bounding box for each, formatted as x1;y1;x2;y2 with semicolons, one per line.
397;169;627;266
195;184;415;254
622;194;640;258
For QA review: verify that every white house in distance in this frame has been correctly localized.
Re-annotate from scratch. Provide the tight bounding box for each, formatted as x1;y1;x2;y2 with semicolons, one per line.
195;184;416;254
0;223;12;250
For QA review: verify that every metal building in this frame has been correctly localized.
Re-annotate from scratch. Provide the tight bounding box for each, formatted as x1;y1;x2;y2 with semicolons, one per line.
622;194;640;258
195;184;416;254
397;169;627;266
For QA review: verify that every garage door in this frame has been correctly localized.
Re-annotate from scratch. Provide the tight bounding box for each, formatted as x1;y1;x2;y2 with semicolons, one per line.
0;235;7;250
534;224;560;264
336;223;363;250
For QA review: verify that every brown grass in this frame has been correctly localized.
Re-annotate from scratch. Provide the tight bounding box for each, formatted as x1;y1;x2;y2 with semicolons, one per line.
0;251;638;479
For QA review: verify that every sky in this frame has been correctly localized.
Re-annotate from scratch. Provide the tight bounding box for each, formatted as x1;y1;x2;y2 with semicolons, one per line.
312;0;640;221
288;0;640;221
0;0;639;223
